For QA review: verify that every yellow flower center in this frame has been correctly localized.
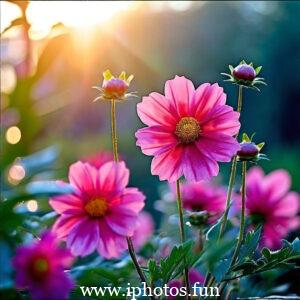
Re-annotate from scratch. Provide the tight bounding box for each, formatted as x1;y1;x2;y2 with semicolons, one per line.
85;198;108;218
175;117;201;144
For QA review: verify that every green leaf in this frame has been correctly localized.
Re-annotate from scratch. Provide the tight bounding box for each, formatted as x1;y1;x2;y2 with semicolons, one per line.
212;258;231;282
238;226;262;262
257;142;265;150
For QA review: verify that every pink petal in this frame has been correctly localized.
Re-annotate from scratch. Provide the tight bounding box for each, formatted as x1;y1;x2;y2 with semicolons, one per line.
67;217;99;257
274;192;300;217
200;105;240;136
105;208;138;236
196;132;240;162
98;161;129;198
164;76;195;117
68;161;99;198
182;145;219;181
262;224;283;249
52;215;83;240
136;126;177;156
137;92;178;129
97;220;127;259
151;145;184;182
119;187;145;213
192;83;226;119
246;167;265;206
264;169;291;200
49;194;84;215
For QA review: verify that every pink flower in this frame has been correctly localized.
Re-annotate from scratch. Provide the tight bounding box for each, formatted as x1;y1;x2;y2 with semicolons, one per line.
180;181;227;223
12;231;74;300
132;212;154;250
50;161;145;258
245;167;300;249
135;76;240;182
167;268;204;300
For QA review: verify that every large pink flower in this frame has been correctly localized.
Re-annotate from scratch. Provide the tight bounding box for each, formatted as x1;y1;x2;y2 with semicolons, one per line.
50;161;145;258
135;76;240;182
245;167;300;249
12;231;74;300
180;181;227;223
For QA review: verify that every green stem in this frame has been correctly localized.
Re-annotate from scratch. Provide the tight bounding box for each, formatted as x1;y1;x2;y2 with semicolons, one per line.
110;99;148;287
111;99;119;162
218;85;243;240
230;161;247;267
176;180;191;300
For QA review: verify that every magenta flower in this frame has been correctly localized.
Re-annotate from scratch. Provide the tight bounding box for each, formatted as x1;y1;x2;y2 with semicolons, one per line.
136;76;240;182
12;231;74;300
50;161;145;258
245;167;300;249
132;212;154;250
180;181;227;223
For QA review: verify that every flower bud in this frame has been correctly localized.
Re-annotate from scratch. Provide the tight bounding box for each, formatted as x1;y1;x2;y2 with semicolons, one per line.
102;78;129;99
237;142;259;160
221;60;266;91
187;211;209;228
233;64;256;81
93;70;134;101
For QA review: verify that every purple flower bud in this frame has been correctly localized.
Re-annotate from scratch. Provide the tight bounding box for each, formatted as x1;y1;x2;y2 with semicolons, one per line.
237;142;259;160
103;78;129;99
233;64;256;81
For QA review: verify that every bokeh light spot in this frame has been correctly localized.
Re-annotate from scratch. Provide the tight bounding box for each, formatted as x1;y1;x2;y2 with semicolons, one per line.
27;200;38;212
6;126;21;144
8;164;26;185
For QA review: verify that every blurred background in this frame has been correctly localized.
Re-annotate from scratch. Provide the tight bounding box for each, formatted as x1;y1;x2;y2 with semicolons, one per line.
1;0;300;213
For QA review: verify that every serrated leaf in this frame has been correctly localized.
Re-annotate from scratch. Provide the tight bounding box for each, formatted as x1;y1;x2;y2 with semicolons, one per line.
238;226;262;262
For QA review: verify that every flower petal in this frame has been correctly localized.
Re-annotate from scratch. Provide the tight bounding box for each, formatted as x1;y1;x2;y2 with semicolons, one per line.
200;105;240;136
49;194;84;215
196;132;240;162
137;92;178;128
105;208;138;236
68;161;99;198
98;161;129;198
264;169;291;200
165;76;195;117
97;220;127;259
192;83;226;119
136;126;177;156
67;217;99;257
119;187;145;213
52;215;83;240
274;192;299;217
182;145;219;181
151;145;184;182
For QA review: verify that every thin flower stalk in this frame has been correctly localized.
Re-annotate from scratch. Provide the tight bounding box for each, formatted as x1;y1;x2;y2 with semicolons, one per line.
218;85;243;239
230;161;247;267
109;98;147;285
176;180;191;300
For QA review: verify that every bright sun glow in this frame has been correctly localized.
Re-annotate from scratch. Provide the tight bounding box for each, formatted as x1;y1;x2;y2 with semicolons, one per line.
26;1;133;35
1;1;135;38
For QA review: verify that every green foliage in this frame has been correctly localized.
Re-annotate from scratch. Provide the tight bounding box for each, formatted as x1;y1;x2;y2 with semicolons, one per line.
227;238;300;280
145;240;201;285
